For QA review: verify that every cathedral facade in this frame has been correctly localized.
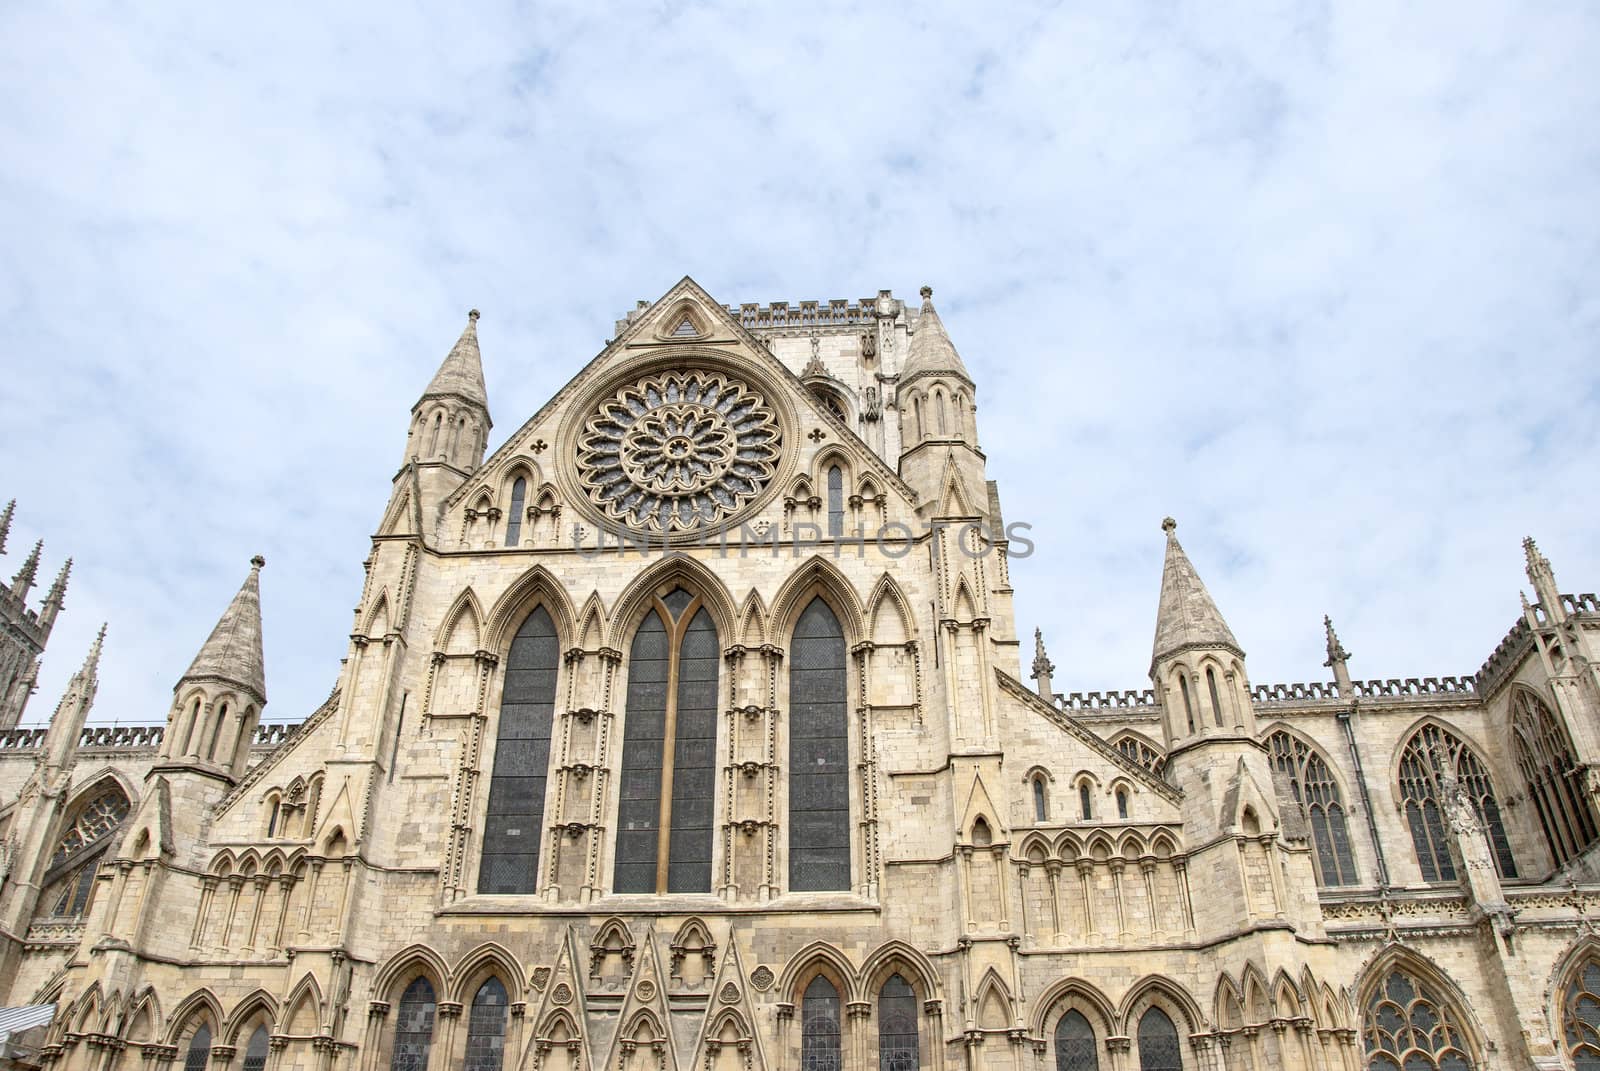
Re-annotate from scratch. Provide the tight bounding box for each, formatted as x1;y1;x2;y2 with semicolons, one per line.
2;277;1599;1071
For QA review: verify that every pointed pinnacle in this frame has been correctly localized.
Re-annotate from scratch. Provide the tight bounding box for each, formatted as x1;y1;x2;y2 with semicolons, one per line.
83;623;107;676
12;539;42;592
0;499;13;555
180;556;267;702
418;309;490;412
46;557;72;603
1030;627;1055;679
1323;614;1350;667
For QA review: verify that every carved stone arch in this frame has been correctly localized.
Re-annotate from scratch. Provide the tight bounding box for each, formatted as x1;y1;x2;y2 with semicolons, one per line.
857;939;942;1005
1353;944;1487;1067
811;444;855;487
1149;831;1179;859
590;917;637;979
1544;933;1600;1054
668;918;716;979
534;482;560;510
736;588;768;648
1214;974;1246;1030
1115;974;1205;1037
209;849;237;877
768;556;865;649
125;987;161;1044
484;564;579;653
1115;830;1147;860
281;974;324;1036
576;591;607;651
622;1006;666;1040
63;767;138;816
535;1006;583;1044
654;297;714;341
605;554;739;651
777;941;857;1005
449;941;526;1006
866;574;916;646
373;943;451;1003
1270;969;1304;1020
471;488;496;515
857;474;880;500
972;968;1014;1031
435;587;485;655
1263;722;1352;795
363;590;392;638
380;490;412;536
224;989;279;1046
163;988;226;1045
1053;831;1083;863
502;457;543;496
704;1005;751;1039
71;982;102;1034
1240;962;1271;1023
1386;714;1507;799
950;575;977;623
1317;982;1345;1030
1031;978;1118;1042
1017;832;1053;865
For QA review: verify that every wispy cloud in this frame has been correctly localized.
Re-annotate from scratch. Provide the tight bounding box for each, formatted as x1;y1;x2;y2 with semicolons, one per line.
1;1;1596;723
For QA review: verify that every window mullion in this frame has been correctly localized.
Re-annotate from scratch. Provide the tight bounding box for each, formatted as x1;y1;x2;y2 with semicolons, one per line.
655;602;685;894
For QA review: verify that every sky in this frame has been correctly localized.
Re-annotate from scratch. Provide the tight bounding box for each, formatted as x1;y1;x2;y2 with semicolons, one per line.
1;2;1596;727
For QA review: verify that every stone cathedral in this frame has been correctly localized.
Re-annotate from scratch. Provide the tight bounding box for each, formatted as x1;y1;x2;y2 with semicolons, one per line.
3;278;1600;1071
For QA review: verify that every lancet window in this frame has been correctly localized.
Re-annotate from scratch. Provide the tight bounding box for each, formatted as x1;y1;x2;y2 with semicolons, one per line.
1512;689;1598;867
789;597;850;891
480;606;560;894
1267;731;1357;886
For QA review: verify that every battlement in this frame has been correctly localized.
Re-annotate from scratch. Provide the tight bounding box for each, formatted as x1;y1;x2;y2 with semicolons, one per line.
727;299;884;330
0;721;299;752
1054;689;1158;712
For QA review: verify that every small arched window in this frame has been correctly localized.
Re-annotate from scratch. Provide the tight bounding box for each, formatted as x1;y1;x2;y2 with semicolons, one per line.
241;1027;269;1071
913;397;923;442
1267;731;1356;886
1398;724;1516;881
827;466;844;540
1033;777;1048;823
936;391;948;435
391;977;437;1071
1054;1009;1099;1071
183;1025;212;1071
1363;966;1475;1069
1179;674;1196;733
266;796;281;839
1079;783;1092;821
1562;954;1600;1069
1513;689;1598;867
464;977;509;1071
1116;788;1129;820
1205;667;1224;728
1136;1008;1181;1071
505;477;527;546
878;974;919;1071
427;412;443;456
802;976;842;1071
206;703;229;761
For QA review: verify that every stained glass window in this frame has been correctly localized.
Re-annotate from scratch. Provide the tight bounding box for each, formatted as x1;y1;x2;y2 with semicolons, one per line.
827;466;844;540
464;978;508;1071
1136;1007;1181;1071
1115;736;1166;777
1363;967;1474;1070
878;974;919;1071
51;785;130;866
615;589;719;894
1513;689;1598;867
801;976;841;1071
1054;1009;1098;1071
1398;725;1515;881
1267;731;1357;886
1033;778;1048;823
391;977;436;1071
505;478;526;546
1563;957;1600;1071
241;1027;269;1071
790;598;850;892
183;1025;211;1071
480;606;559;894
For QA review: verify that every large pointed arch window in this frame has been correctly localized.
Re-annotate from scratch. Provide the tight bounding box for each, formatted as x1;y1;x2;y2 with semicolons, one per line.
241;1027;269;1071
1562;954;1600;1070
1513;689;1598;867
1363;966;1475;1070
464;977;509;1071
1054;1010;1099;1071
1267;731;1357;886
1136;1008;1181;1071
615;587;719;894
480;606;560;894
41;782;129;920
391;977;437;1071
878;974;919;1071
1398;724;1515;882
183;1025;212;1071
789;597;850;892
802;976;842;1071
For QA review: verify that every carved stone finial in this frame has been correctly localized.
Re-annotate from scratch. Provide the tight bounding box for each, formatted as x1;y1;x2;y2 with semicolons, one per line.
920;285;933;300
251;555;266;570
468;308;481;322
1161;516;1177;534
1323;615;1350;667
1030;627;1055;698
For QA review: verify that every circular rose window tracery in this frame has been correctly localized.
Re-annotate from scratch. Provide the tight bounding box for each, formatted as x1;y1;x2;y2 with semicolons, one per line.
578;370;782;532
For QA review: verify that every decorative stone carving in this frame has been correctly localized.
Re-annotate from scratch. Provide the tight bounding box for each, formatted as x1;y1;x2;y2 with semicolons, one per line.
750;965;774;992
552;982;573;1005
577;370;780;532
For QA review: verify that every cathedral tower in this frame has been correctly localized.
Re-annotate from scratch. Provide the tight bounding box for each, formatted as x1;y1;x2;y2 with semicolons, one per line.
0;502;72;729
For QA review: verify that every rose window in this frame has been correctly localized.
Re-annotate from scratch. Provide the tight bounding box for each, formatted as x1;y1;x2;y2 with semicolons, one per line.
578;370;781;531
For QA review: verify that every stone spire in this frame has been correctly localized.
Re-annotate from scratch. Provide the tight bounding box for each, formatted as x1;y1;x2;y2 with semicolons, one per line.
1151;518;1242;669
1323;615;1353;696
38;558;70;634
44;624;104;770
0;499;13;556
901;286;971;382
180;556;267;704
1523;536;1565;624
419;309;490;414
1030;627;1056;700
11;540;41;599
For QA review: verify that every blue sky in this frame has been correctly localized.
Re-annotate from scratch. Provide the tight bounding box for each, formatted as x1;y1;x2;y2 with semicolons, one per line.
2;2;1596;725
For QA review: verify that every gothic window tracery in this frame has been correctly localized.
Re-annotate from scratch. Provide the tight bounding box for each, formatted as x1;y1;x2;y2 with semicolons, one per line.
391;977;437;1071
801;976;842;1071
42;782;129;920
465;977;509;1071
1054;1009;1099;1071
789;597;850;892
878;974;919;1071
1512;689;1598;867
1562;955;1600;1070
1267;731;1357;886
480;606;560;895
1362;966;1474;1070
505;477;526;546
1115;736;1166;777
1136;1007;1181;1071
1397;725;1515;882
615;587;719;893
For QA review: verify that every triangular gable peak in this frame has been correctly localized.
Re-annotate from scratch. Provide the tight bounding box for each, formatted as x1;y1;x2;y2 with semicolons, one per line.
1221;756;1280;834
447;277;917;519
524;928;595;1071
691;929;766;1071
601;927;678;1071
